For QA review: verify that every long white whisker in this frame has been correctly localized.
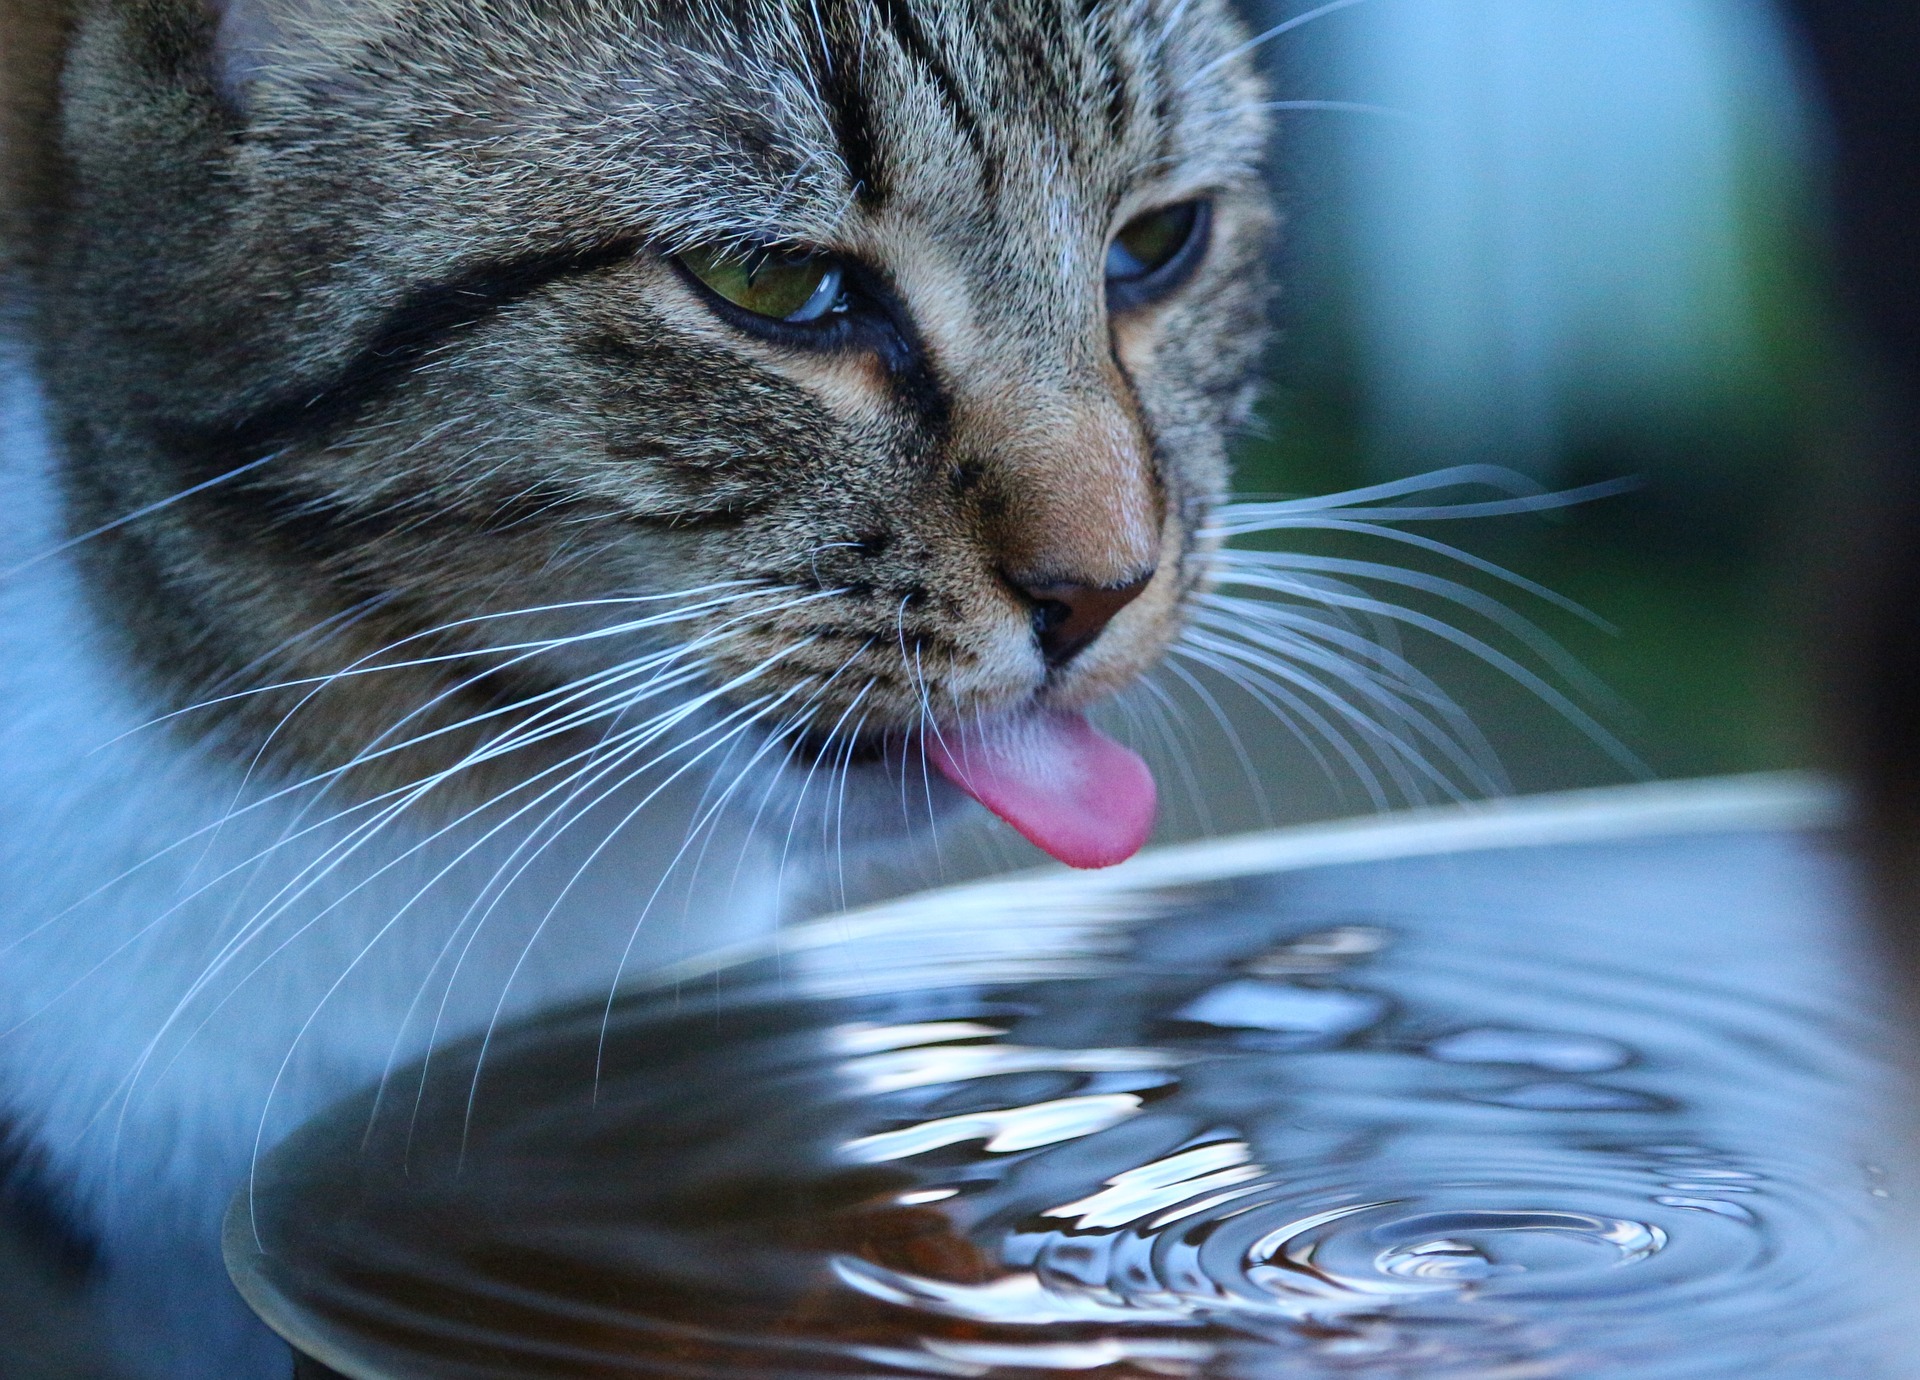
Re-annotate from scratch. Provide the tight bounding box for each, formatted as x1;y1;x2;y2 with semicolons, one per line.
1124;678;1212;835
1;449;288;582
109;582;778;741
1180;627;1489;799
1182;0;1376;92
38;591;803;956
1150;661;1273;824
1190;596;1499;752
460;675;825;1151
1214;523;1613;630
1211;554;1607;698
211;633;817;1171
1197;571;1637;772
592;670;867;1096
108;634;821;1157
1166;643;1379;806
1204;625;1501;792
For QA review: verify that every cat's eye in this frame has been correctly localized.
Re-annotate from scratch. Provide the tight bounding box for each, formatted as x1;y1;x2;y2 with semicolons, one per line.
1106;200;1211;310
678;245;847;324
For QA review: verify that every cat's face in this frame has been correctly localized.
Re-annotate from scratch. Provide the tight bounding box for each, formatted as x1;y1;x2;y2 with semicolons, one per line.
34;0;1273;848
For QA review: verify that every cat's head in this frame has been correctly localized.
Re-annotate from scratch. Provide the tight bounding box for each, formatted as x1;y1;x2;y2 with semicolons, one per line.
22;0;1274;864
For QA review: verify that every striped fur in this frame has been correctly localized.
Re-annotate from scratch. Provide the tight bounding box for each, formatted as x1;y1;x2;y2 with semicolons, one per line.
0;1;1276;1374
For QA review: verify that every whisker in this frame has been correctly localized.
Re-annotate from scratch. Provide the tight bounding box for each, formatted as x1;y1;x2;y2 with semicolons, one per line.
105;634;822;1152
1182;0;1376;92
123;582;784;744
592;674;867;1098
117;688;761;1150
1196;573;1637;773
1168;642;1389;808
1180;626;1496;798
908;641;944;870
460;676;825;1149
1215;522;1613;630
395;681;807;1146
1210;472;1638;528
1;449;287;582
1190;598;1501;767
107;587;836;913
1149;661;1274;825
1123;678;1213;836
829;705;874;912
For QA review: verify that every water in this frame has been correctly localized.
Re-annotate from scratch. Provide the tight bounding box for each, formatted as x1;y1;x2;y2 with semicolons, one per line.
228;790;1920;1378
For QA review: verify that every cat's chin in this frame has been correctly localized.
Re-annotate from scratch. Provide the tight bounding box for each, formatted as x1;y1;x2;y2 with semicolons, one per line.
789;751;977;846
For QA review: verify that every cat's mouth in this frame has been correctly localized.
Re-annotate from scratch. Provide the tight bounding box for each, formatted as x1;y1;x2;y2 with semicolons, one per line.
923;709;1157;869
799;709;1158;870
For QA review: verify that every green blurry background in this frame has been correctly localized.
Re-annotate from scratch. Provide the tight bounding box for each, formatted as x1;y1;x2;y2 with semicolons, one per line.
1191;0;1840;821
1234;114;1832;793
890;0;1850;886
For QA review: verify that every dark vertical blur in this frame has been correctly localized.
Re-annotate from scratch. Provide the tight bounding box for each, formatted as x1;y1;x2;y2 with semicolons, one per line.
1786;3;1920;962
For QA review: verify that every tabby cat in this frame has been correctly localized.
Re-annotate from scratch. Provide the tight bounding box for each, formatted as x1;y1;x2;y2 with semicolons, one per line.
0;0;1281;1372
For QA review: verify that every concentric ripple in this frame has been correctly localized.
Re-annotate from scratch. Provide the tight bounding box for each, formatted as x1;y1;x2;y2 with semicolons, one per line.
229;828;1918;1378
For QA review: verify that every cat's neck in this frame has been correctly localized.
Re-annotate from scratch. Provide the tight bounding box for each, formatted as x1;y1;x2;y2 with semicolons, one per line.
0;349;791;1374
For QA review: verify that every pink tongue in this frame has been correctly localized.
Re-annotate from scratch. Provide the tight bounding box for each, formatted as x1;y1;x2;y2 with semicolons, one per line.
927;711;1157;869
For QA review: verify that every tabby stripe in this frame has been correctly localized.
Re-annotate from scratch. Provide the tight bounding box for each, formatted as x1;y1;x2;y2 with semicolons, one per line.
818;30;886;207
869;0;1000;190
1089;9;1135;141
176;238;645;481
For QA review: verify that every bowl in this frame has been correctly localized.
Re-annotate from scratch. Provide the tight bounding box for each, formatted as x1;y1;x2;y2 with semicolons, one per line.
228;776;1920;1379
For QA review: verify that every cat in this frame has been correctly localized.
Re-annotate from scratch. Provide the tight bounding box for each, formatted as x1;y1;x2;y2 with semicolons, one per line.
0;0;1284;1373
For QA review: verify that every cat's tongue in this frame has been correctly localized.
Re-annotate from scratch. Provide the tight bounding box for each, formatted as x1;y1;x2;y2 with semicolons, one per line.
927;711;1156;869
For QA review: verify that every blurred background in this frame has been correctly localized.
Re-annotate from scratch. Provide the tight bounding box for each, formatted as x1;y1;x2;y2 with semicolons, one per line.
1215;0;1827;791
872;0;1853;891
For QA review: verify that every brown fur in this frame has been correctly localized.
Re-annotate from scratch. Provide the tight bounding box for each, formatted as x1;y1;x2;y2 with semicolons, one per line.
3;0;1275;802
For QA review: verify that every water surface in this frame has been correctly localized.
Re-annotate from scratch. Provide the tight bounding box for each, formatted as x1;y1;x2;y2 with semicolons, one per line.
229;788;1918;1378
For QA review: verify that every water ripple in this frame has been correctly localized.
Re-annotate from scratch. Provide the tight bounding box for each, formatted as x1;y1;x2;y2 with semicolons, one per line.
227;828;1917;1378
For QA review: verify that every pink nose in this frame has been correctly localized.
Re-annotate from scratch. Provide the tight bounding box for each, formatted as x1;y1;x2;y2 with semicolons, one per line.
1018;577;1153;666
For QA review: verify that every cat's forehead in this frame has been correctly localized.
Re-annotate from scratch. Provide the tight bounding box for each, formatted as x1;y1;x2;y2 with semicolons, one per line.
251;0;1267;251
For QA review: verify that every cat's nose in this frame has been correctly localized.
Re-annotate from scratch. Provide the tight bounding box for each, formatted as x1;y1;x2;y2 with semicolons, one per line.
1019;577;1153;667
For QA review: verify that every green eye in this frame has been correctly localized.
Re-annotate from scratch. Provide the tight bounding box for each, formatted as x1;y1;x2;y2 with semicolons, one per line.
1106;200;1207;287
679;245;846;324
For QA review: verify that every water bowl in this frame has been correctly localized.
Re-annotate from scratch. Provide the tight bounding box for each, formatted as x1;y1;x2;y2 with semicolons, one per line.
225;776;1920;1378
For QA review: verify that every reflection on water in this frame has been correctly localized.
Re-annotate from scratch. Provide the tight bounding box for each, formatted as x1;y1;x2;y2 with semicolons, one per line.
230;808;1917;1378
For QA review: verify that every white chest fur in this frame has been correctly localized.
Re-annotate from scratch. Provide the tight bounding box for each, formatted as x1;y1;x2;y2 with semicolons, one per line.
0;357;791;1377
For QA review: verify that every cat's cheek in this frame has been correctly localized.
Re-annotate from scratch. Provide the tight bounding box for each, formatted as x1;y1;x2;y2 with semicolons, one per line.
939;616;1052;709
